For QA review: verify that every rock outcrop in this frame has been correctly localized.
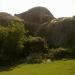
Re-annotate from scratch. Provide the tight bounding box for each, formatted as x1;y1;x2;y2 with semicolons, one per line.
37;17;75;48
15;6;55;34
0;12;22;27
1;7;75;48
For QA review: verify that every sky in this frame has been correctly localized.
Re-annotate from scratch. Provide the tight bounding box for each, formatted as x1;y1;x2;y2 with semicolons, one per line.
0;0;75;18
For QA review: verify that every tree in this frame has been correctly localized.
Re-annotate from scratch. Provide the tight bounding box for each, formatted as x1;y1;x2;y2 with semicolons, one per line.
0;20;26;65
22;36;49;63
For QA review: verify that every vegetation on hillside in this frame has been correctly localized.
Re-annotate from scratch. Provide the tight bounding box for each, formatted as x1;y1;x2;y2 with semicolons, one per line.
0;7;75;66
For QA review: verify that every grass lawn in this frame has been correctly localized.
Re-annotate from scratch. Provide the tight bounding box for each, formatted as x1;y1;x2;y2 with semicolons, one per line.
0;60;75;75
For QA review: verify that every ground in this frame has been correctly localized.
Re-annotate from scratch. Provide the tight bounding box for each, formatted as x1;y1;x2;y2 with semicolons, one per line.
0;60;75;75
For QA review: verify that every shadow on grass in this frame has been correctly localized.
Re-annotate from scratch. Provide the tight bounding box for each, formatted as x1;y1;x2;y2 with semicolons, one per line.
0;60;26;72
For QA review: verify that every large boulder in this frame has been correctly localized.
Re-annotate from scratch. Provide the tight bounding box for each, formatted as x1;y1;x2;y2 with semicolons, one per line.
0;12;22;27
37;17;75;48
15;6;55;34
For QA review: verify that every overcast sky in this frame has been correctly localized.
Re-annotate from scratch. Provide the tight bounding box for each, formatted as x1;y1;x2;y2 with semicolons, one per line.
0;0;75;18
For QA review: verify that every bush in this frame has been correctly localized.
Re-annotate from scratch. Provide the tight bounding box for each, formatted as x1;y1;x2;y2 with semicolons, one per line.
26;53;42;64
0;21;26;65
48;47;70;60
23;36;48;57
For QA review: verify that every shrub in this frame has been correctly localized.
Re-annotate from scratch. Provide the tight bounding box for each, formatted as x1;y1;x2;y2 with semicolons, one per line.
0;21;26;65
48;47;70;60
23;36;48;56
26;53;42;63
22;36;49;63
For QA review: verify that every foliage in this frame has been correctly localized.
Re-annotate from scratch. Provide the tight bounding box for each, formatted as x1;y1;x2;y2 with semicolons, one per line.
26;53;42;63
22;36;48;63
48;47;71;60
0;21;25;65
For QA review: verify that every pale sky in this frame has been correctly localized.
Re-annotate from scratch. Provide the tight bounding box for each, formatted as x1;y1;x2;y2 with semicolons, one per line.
0;0;75;18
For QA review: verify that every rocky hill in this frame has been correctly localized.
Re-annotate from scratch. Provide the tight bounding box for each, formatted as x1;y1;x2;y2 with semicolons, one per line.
0;6;75;64
37;17;75;48
15;6;55;34
0;7;75;49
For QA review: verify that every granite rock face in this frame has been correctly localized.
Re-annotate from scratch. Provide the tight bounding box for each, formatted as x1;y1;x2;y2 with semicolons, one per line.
37;17;75;48
0;12;22;27
15;6;55;34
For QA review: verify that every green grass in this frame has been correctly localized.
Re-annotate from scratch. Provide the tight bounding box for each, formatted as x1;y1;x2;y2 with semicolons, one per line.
0;60;75;75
